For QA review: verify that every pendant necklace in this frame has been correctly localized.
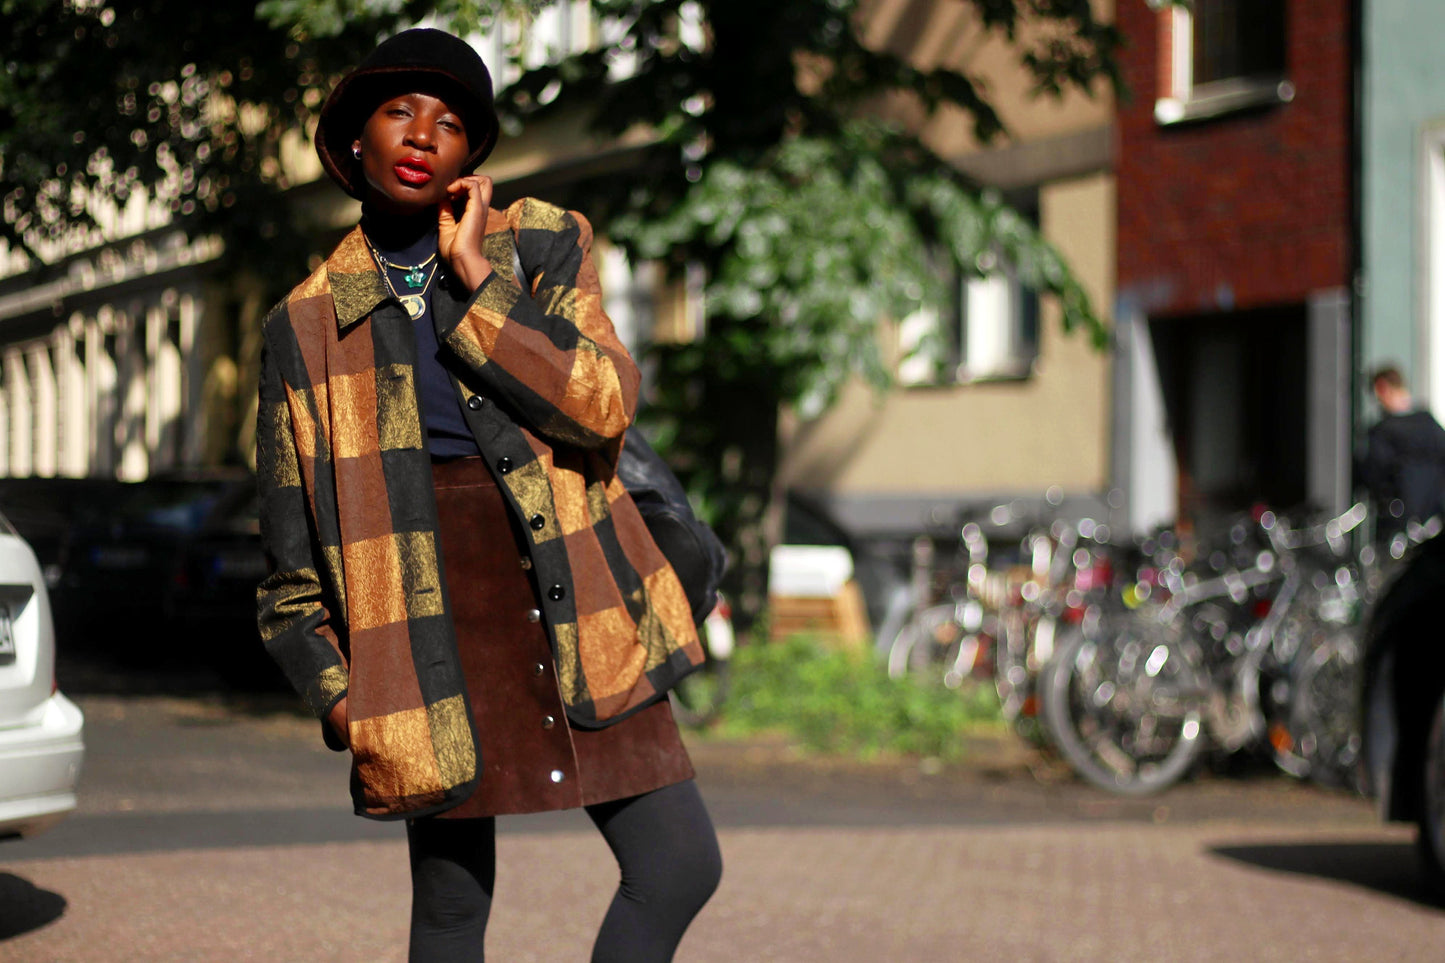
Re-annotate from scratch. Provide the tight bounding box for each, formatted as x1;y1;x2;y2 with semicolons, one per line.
366;238;441;321
372;248;437;289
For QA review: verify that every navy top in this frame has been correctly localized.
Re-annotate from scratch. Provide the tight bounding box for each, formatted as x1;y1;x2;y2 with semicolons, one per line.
367;225;480;460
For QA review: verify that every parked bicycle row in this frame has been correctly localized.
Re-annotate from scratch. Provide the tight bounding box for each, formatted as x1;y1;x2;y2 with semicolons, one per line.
881;492;1441;796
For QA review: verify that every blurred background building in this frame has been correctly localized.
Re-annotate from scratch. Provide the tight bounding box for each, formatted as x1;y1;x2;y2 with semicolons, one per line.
1359;0;1445;424
0;0;1441;571
1114;0;1353;533
778;0;1116;557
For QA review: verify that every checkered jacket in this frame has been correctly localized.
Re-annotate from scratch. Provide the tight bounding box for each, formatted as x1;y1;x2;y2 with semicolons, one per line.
255;198;704;819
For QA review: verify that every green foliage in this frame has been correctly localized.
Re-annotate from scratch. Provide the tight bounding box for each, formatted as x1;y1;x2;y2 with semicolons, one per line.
0;1;505;267
614;122;1107;419
721;636;1004;760
257;0;535;39
0;1;384;266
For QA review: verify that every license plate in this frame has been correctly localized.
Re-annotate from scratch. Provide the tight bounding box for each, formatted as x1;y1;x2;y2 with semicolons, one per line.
0;606;14;665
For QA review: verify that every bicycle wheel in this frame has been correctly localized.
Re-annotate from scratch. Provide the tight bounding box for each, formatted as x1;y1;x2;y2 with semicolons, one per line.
887;603;967;684
1042;615;1208;796
1283;628;1361;786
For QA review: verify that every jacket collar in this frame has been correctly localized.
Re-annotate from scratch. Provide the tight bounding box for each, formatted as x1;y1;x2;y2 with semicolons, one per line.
325;226;391;332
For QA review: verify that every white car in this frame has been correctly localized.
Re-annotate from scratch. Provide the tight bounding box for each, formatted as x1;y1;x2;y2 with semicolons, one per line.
0;510;83;840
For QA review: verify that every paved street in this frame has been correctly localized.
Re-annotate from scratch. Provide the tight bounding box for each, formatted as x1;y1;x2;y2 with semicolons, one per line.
2;693;1443;961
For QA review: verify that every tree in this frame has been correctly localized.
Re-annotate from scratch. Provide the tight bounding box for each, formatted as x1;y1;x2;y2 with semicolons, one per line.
1;0;1120;627
498;0;1118;627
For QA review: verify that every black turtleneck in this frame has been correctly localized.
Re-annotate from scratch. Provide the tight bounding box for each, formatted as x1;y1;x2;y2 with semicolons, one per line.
361;209;480;459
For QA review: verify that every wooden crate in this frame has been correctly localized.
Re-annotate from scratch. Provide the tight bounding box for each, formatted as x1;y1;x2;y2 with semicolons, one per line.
768;579;871;647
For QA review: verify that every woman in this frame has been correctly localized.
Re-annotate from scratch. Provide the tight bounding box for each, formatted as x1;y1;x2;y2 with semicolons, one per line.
255;28;722;961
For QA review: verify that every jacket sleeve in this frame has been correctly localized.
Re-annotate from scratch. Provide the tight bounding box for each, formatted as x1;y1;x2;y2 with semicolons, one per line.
436;199;639;449
255;326;350;731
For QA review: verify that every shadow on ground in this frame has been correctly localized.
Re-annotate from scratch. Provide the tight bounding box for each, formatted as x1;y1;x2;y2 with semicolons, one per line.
0;873;67;940
1210;840;1444;908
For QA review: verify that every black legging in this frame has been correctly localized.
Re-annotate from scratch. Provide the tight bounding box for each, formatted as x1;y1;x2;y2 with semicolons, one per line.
406;778;722;962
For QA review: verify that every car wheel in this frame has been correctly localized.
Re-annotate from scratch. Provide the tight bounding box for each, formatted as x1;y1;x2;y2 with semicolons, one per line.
1416;691;1445;900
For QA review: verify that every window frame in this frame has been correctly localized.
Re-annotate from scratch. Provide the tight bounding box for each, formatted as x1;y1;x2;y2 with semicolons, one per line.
1151;0;1295;127
896;249;1040;389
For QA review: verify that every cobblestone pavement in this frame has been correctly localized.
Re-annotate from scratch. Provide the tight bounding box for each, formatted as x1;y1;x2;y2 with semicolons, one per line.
2;696;1443;961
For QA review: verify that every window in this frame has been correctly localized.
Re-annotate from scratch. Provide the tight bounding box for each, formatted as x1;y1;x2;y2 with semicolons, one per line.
898;190;1040;387
897;252;1039;387
595;244;706;357
1153;0;1293;126
474;0;595;90
474;0;705;89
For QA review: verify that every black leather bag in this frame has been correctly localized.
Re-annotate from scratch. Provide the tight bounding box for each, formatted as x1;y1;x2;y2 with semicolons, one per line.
617;429;728;625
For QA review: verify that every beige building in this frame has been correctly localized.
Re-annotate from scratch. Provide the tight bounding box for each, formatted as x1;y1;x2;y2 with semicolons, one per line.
782;0;1116;548
0;203;229;480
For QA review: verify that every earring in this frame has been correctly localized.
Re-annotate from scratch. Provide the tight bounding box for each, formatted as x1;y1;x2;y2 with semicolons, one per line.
352;146;361;159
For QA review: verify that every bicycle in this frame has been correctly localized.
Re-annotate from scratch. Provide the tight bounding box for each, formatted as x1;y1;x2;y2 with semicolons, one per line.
1040;503;1382;796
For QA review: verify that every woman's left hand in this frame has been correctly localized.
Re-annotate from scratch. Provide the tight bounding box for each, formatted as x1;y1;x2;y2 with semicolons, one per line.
438;174;494;291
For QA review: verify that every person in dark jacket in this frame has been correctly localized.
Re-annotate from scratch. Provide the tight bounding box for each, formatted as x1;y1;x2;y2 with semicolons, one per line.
1359;365;1445;536
254;28;720;962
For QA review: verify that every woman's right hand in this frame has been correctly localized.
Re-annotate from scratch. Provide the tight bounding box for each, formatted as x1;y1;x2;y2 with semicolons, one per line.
438;174;494;291
327;697;350;748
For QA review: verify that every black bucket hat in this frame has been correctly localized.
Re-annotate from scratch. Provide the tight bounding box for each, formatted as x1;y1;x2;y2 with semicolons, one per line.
315;28;501;199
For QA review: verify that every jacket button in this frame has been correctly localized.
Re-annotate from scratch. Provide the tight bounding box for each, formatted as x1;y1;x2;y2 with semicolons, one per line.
548;584;565;601
542;715;555;729
526;608;541;623
529;514;546;531
520;557;533;570
532;662;546;676
466;395;483;411
550;769;566;783
497;456;513;474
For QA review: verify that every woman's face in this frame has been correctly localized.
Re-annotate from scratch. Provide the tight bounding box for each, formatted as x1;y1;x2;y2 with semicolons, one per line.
352;90;471;215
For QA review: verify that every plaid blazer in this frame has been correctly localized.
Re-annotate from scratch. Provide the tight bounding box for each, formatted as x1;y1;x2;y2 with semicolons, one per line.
256;198;704;819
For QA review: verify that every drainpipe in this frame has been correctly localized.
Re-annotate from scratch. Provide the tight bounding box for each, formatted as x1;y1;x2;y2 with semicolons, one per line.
1348;0;1365;491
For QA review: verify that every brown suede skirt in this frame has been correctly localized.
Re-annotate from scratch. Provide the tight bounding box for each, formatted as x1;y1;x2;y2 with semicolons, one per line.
430;455;694;818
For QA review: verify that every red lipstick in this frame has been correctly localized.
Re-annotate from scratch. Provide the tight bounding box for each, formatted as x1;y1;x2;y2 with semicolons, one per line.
394;156;433;186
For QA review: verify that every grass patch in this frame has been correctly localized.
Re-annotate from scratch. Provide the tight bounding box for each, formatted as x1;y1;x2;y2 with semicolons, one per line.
716;635;1005;761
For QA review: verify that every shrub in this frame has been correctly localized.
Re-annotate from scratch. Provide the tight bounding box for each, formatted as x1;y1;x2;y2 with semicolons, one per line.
719;635;1003;760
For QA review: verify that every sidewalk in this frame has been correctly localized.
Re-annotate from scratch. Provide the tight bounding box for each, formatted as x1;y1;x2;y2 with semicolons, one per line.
4;815;1434;961
3;695;1440;961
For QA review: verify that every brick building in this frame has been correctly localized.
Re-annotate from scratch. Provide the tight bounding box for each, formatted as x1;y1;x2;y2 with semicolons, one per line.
1112;0;1355;530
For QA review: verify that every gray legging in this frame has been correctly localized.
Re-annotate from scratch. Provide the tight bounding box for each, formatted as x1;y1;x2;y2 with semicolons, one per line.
405;779;722;962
